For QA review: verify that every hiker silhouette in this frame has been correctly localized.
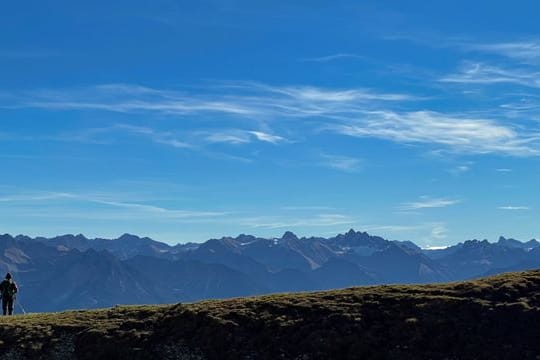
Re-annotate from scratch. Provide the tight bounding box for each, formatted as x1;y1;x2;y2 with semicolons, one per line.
0;273;18;315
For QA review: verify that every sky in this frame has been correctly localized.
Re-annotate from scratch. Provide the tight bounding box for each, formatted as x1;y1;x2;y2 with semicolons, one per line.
1;0;540;247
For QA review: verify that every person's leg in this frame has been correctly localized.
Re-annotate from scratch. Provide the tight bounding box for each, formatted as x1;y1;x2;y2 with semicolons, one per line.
7;298;13;315
1;298;6;315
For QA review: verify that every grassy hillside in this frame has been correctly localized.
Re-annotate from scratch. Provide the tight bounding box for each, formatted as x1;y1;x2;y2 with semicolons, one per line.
0;270;539;359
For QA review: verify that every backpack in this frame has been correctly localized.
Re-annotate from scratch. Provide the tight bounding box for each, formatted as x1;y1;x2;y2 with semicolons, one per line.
0;280;16;298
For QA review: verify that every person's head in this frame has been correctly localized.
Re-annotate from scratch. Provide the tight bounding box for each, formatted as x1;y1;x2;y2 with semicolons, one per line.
5;273;11;280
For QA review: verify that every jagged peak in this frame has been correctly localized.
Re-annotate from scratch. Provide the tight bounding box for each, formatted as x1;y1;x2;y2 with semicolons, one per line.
460;239;492;250
281;231;299;241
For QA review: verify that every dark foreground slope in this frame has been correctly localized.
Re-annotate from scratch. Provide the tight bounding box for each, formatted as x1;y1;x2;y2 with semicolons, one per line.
0;270;539;360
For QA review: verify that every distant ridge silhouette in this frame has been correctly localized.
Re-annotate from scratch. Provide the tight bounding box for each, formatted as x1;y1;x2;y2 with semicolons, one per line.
0;230;538;312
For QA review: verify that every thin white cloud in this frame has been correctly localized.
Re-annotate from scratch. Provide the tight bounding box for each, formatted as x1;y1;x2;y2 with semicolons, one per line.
281;206;336;211
456;165;471;172
440;62;540;88
362;224;426;233
204;132;251;145
430;225;448;239
116;124;192;148
249;131;285;144
12;82;420;121
259;83;418;102
50;124;192;148
8;81;540;157
320;154;362;173
153;138;192;148
496;168;513;172
497;206;530;210
400;197;461;211
52;125;255;163
500;98;540;112
301;53;367;62
385;35;540;64
203;129;287;145
244;213;356;229
90;199;227;218
468;40;540;63
0;191;227;220
448;163;472;175
330;110;540;156
54;124;287;155
0;192;75;202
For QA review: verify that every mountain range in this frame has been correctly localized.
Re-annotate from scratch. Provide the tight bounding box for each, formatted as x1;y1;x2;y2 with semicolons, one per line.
0;230;539;312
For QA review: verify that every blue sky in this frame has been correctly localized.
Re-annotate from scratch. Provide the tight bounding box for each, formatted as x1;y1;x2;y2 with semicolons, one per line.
1;0;540;247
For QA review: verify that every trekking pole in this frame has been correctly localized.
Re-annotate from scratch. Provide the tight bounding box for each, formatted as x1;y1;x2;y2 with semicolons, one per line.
15;297;27;315
13;272;26;315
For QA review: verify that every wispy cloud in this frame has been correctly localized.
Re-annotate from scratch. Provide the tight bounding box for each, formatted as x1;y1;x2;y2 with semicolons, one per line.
430;224;448;239
497;206;530;210
52;124;192;148
8;82;540;157
10;82;420;120
257;83;419;102
455;165;471;173
116;124;192;148
301;53;367;62
448;163;473;175
329;110;540;156
204;132;251;145
281;205;336;211
467;40;540;63
53;124;287;155
22;84;254;116
362;224;426;233
90;199;227;218
496;168;513;173
243;213;356;229
0;191;227;220
0;192;74;202
202;129;287;145
400;197;461;211
440;62;540;88
385;35;540;64
249;131;286;144
319;154;362;173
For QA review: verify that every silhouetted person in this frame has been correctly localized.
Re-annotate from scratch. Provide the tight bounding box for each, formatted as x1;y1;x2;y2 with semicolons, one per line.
0;273;18;315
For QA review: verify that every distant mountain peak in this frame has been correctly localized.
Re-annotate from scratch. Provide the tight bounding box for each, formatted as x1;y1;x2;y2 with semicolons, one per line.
281;231;299;242
118;233;141;240
495;236;539;250
235;234;256;244
463;239;490;247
